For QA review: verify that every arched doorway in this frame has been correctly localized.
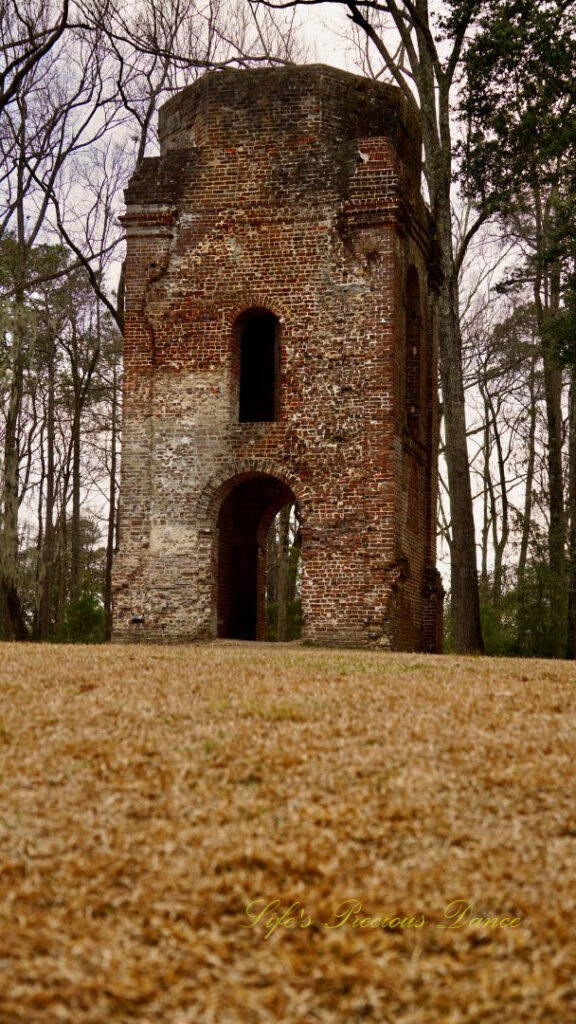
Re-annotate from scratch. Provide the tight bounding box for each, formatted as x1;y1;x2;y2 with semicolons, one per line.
216;474;300;640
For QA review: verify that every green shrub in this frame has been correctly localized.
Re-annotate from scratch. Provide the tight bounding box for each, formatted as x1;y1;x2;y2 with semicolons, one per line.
56;591;106;644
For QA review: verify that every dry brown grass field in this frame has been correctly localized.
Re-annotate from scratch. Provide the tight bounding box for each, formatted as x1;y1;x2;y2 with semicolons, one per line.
0;643;574;1024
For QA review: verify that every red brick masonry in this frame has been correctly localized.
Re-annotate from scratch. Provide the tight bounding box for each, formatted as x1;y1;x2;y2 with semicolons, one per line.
113;64;444;650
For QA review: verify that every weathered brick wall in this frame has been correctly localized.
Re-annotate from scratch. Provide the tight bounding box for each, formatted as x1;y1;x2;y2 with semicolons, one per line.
112;64;444;649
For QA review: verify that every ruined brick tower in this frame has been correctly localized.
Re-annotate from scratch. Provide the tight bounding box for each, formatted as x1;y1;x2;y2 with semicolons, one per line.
113;64;444;650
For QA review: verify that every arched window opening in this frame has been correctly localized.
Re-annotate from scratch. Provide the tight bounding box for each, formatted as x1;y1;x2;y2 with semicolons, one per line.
238;312;279;422
405;266;422;438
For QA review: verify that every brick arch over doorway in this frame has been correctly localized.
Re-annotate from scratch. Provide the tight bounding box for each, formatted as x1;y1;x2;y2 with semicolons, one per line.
195;460;310;527
216;473;298;640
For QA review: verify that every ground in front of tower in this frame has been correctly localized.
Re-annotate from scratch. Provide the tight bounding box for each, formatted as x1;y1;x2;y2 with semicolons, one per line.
0;642;572;1023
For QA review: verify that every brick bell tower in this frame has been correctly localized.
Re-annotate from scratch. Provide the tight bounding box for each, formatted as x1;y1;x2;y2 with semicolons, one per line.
113;64;444;650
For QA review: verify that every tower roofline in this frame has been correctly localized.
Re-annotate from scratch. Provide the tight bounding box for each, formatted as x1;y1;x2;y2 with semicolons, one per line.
158;62;421;161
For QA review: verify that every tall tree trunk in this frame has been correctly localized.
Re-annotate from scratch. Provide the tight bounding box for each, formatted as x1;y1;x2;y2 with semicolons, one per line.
532;185;566;656
1;320;27;639
542;349;565;654
66;314;100;604
566;367;576;658
104;357;119;639
38;339;56;640
436;225;484;652
480;417;490;592
518;354;537;585
489;395;509;606
0;121;28;641
70;391;82;604
56;513;68;632
417;18;484;653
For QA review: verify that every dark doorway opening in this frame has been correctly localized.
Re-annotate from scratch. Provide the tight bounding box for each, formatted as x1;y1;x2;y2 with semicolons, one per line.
238;312;279;422
217;474;300;640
